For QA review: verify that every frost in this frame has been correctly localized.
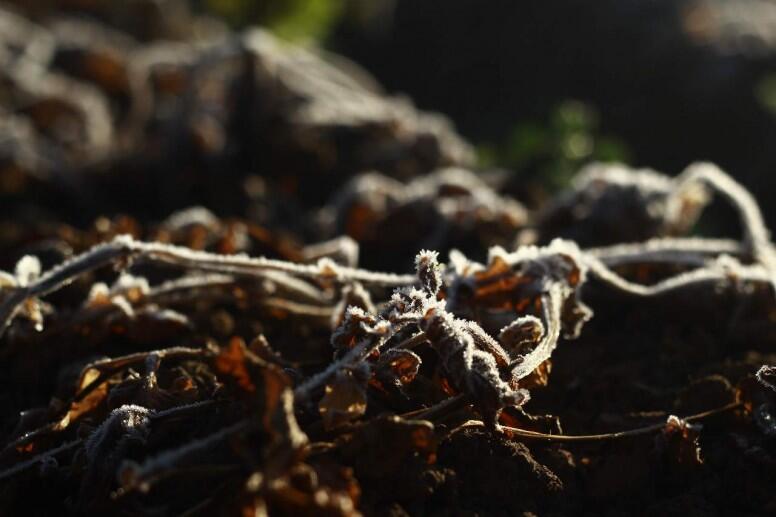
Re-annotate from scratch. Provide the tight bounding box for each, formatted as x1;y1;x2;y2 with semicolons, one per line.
580;163;776;297
14;256;41;287
84;405;152;463
161;206;219;231
499;315;545;358
0;235;416;338
756;365;776;392
416;249;442;296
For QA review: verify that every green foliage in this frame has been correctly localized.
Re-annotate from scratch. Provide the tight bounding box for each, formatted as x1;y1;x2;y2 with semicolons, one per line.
203;0;343;42
755;73;776;116
478;100;631;191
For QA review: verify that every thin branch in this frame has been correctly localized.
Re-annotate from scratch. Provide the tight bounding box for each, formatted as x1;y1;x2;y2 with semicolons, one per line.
0;439;83;481
451;401;741;443
392;331;429;350
588;238;742;267
151;400;220;420
0;235;417;338
119;420;249;493
581;165;776;298
677;163;773;267
583;253;771;297
399;393;468;421
0;237;134;336
294;333;389;400
131;239;416;286
258;298;334;318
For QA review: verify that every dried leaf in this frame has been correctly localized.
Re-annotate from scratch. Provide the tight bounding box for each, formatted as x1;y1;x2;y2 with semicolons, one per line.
215;336;256;393
54;369;109;431
319;370;368;430
517;359;552;390
375;348;422;388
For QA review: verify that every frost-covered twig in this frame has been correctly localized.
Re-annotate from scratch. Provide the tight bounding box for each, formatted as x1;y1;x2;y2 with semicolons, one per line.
118;420;249;493
0;235;417;338
0;401;221;484
675;163;774;267
294;333;389;400
0;439;83;481
583;254;772;297
539;163;776;299
131;239;416;286
577;164;776;297
588;237;742;267
258;298;335;318
76;346;210;386
0;237;135;336
150;400;219;420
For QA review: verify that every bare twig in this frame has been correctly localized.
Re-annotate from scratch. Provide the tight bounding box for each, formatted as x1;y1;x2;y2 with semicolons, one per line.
0;439;83;482
399;393;468;421
451;401;741;443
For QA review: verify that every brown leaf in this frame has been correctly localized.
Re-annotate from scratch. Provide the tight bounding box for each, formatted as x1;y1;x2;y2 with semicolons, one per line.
263;368;307;452
376;349;422;387
215;336;256;393
517;359;552;390
54;368;109;431
319;370;368;431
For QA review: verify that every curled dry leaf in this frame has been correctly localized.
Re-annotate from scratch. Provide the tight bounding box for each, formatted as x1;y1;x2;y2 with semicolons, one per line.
756;365;776;392
446;239;592;340
377;348;422;387
516;359;552;390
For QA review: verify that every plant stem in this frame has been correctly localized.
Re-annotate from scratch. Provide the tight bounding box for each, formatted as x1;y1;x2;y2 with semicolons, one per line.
451;401;741;443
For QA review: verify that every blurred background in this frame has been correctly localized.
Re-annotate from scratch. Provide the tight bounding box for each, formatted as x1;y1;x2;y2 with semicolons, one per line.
211;0;776;207
3;0;776;228
338;0;776;209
